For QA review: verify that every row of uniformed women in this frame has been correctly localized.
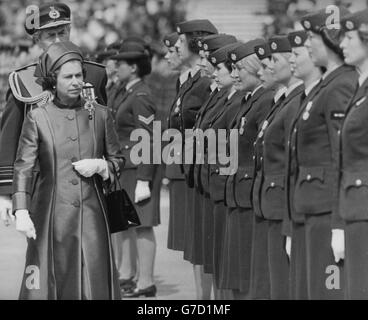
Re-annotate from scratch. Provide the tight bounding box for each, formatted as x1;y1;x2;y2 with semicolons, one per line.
164;7;368;300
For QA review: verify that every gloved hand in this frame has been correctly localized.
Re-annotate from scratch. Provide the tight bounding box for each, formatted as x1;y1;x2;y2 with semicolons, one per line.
72;159;109;180
15;209;36;239
285;236;292;259
134;180;151;203
0;195;14;226
331;229;345;263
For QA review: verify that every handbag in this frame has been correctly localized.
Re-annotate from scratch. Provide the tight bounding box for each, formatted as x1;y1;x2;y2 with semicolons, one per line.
106;163;141;233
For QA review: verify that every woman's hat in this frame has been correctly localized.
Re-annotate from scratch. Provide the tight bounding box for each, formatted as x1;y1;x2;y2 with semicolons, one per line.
228;39;265;63
163;33;179;48
110;42;150;61
37;41;83;78
176;19;218;35
341;9;368;32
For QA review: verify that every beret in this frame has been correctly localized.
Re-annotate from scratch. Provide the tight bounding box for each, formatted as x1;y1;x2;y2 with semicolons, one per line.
268;35;292;53
254;41;272;60
176;19;218;35
199;34;237;52
110;42;149;61
163;33;179;48
341;9;368;32
229;39;265;63
301;6;350;33
25;2;71;35
288;30;308;48
208;43;239;66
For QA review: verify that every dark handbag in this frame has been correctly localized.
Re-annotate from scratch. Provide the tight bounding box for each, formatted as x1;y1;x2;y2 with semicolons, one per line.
106;164;141;233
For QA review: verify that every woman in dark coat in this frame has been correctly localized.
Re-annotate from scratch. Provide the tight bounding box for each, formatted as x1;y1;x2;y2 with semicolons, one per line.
12;41;124;300
339;9;368;299
110;41;159;298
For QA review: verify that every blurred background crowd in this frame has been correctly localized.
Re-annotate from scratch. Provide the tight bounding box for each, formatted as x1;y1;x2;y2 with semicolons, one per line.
0;0;366;117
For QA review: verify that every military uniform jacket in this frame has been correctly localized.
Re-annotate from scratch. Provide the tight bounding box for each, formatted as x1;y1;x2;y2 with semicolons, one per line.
0;61;107;195
253;84;304;220
114;80;156;182
224;87;275;209
339;78;368;222
290;65;358;228
165;70;211;181
192;87;228;194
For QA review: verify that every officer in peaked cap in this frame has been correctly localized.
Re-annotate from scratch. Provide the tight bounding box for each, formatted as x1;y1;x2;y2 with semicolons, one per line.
287;7;358;300
0;2;108;226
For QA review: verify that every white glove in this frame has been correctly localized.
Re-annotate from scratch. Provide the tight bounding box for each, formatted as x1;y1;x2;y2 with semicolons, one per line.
331;229;345;263
0;195;14;226
285;236;292;259
134;180;151;203
72;159;109;180
15;209;36;240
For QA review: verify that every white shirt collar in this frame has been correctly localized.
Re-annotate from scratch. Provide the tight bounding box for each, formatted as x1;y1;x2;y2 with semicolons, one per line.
285;80;303;97
251;84;263;97
179;69;191;86
126;78;141;91
274;86;287;103
359;70;368;86
210;82;218;93
227;87;237;100
305;78;321;96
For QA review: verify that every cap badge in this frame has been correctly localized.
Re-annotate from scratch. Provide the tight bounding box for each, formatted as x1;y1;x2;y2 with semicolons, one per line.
295;36;302;45
231;53;237;61
346;21;354;30
165;40;170;47
177;26;181;33
203;43;208;50
49;6;60;20
271;42;277;50
197;41;202;47
304;20;311;29
211;57;216;64
258;47;265;56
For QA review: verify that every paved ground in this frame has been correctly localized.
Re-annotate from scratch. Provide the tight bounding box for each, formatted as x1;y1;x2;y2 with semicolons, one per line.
0;186;198;300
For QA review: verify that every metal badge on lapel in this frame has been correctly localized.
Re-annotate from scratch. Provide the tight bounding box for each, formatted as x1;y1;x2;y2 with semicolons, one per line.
258;120;268;138
302;101;313;121
239;117;246;135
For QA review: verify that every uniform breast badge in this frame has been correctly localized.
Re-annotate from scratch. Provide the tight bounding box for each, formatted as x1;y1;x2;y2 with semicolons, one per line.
239;117;246;135
303;101;313;121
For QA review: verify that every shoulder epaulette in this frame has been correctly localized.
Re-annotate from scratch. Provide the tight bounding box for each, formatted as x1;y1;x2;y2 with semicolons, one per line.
84;60;106;69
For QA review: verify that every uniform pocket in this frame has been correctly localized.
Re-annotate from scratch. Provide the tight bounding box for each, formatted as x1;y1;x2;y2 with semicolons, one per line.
340;171;368;221
234;166;254;208
294;166;334;214
209;166;228;202
261;174;285;220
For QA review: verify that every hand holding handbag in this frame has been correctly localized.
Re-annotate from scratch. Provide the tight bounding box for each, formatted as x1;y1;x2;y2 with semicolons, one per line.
106;163;141;233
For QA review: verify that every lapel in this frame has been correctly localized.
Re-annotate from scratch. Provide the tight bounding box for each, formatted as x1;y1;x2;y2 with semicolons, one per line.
345;77;368;114
115;81;143;114
196;88;227;127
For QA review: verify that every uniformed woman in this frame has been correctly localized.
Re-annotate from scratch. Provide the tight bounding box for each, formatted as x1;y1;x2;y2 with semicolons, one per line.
252;36;304;299
290;8;358;299
110;41;160;298
162;32;187;253
12;41;124;300
284;30;323;300
224;40;275;300
339;9;368;299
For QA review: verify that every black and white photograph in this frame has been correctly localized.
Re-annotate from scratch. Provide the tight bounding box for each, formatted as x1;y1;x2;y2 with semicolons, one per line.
0;0;368;305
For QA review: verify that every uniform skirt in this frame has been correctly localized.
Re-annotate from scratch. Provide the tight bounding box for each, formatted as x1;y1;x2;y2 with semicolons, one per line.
289;221;308;300
249;215;270;299
212;202;227;288
268;219;290;299
304;213;344;300
183;186;204;265
202;194;215;274
344;221;368;299
219;207;253;293
119;168;160;227
167;179;186;251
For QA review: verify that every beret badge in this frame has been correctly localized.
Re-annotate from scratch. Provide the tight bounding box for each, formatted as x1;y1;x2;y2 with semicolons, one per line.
304;20;311;29
165;40;170;47
49;6;60;19
295;36;302;45
231;53;237;61
258;47;265;56
271;42;277;50
346;21;354;30
203;43;208;50
211;57;216;64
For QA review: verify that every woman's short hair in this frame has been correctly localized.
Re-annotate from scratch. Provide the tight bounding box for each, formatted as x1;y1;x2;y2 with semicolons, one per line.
238;54;262;77
125;56;152;78
319;27;345;60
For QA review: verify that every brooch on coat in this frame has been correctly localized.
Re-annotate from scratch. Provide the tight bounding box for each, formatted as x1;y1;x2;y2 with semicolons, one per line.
302;101;313;121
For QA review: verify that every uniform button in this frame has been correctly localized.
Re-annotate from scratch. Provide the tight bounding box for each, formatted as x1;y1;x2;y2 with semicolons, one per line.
72;200;80;207
244;174;249;178
270;182;275;187
306;174;312;181
260;157;263;161
69;136;78;141
215;169;219;174
177;152;181;156
252;156;255;160
356;179;362;186
294;128;297;133
253;142;256;146
125;145;129;150
71;157;78;163
71;179;79;185
337;130;341;135
66;114;75;120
